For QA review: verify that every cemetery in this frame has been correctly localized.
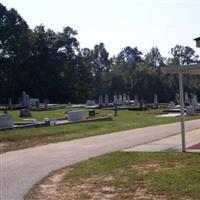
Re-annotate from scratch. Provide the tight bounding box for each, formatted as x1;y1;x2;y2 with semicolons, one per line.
1;90;200;132
1;2;200;200
1;88;200;154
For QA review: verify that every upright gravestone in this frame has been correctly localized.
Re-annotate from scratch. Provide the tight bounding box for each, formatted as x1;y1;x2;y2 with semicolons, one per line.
191;94;199;111
30;98;40;108
153;94;159;108
8;98;13;110
175;93;180;105
123;93;126;103
118;93;123;104
44;99;49;109
185;92;190;105
169;101;175;108
68;110;86;122
134;95;139;106
19;108;31;117
22;91;26;106
20;91;31;108
26;94;30;108
86;100;95;106
127;95;130;103
113;94;118;104
186;106;195;116
0;114;13;129
99;95;103;106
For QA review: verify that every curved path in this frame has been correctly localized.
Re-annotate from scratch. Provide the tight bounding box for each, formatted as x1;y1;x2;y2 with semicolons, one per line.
1;119;200;200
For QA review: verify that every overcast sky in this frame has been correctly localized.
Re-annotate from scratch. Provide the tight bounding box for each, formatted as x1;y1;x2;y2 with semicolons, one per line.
1;0;200;57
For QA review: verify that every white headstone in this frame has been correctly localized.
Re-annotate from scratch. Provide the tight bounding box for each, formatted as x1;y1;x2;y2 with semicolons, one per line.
169;101;175;108
134;95;139;106
153;94;158;105
99;95;103;105
8;98;13;109
26;94;30;108
0;114;13;129
68;110;86;122
194;94;198;104
186;106;195;116
119;94;122;101
30;98;40;107
127;95;130;103
191;94;199;111
118;93;123;104
175;93;180;104
185;92;190;104
113;94;118;104
22;91;26;106
86;100;95;106
122;93;125;103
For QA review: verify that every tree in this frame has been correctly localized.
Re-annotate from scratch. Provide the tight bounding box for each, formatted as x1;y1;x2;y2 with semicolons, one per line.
0;3;31;99
27;25;80;102
170;45;199;66
66;54;94;103
144;47;164;68
91;43;111;97
114;46;143;95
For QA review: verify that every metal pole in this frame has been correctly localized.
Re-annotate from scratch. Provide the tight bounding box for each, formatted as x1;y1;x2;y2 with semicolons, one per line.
178;72;186;152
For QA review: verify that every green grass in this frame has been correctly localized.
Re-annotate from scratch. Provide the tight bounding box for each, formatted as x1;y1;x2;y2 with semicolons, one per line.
149;165;200;199
26;152;200;200
10;108;71;122
1;108;200;153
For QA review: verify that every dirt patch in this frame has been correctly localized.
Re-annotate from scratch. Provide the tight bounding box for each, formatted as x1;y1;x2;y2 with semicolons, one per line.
27;160;189;200
27;166;167;200
0;141;13;148
26;168;70;200
133;161;185;175
132;187;166;200
133;162;161;175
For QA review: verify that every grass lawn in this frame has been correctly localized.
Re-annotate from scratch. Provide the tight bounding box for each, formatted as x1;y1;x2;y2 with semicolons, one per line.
26;152;200;200
0;108;200;153
9;108;70;122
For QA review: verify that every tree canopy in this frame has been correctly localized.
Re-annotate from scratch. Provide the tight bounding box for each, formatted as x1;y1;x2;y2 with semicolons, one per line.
0;3;200;104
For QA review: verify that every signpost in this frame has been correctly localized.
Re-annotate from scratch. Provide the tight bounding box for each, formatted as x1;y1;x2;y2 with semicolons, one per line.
178;71;186;152
161;64;200;152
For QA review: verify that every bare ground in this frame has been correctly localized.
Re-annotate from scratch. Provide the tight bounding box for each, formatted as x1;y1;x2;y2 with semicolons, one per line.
26;162;168;200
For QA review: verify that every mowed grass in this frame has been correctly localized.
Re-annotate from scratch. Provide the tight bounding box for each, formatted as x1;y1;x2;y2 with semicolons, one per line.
0;108;200;153
26;152;200;200
10;108;69;122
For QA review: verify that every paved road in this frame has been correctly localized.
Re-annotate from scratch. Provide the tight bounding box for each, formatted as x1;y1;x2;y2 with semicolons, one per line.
123;128;200;152
1;119;200;200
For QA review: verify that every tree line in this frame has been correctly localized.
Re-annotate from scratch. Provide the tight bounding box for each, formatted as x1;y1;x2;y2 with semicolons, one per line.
0;3;200;104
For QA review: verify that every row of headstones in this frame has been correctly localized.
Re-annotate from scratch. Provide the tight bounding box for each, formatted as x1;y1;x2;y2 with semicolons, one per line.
19;91;40;108
97;94;158;106
175;93;199;109
8;91;40;109
174;93;199;115
98;94;130;106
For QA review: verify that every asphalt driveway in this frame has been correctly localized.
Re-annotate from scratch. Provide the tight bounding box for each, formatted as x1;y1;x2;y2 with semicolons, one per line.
1;119;200;200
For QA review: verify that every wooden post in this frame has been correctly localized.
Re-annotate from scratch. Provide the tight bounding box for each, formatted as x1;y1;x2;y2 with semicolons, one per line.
178;71;186;152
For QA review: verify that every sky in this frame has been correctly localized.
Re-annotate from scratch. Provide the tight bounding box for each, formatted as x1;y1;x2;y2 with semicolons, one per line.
1;0;200;57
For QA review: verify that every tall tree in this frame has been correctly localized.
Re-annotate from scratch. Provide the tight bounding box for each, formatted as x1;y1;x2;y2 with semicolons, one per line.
28;25;80;102
91;43;111;97
114;46;143;95
144;47;164;68
0;3;31;99
170;45;199;66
